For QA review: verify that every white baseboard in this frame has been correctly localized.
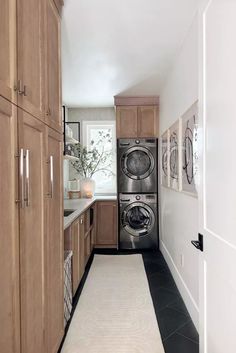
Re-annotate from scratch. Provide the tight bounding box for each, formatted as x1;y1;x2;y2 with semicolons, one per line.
160;240;199;330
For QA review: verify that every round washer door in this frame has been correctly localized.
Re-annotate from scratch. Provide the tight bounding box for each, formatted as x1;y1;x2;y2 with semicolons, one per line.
121;146;155;180
121;202;155;237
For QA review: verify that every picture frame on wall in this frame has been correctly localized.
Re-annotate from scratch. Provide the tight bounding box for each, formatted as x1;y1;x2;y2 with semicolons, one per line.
161;130;169;187
181;101;198;196
169;120;180;191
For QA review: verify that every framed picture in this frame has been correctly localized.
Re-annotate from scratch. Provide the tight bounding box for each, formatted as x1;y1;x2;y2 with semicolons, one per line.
161;130;169;187
181;101;198;196
169;120;180;191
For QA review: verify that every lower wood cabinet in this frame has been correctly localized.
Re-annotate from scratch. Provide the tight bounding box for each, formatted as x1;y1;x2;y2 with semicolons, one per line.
95;201;117;247
72;215;85;295
84;231;91;266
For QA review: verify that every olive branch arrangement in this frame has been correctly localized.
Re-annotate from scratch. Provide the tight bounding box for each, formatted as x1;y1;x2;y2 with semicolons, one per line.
70;130;114;178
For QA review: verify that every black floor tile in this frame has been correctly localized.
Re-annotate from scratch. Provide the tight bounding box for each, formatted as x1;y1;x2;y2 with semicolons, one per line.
167;298;190;316
149;272;179;294
157;307;190;340
150;287;180;312
163;333;199;353
177;321;199;344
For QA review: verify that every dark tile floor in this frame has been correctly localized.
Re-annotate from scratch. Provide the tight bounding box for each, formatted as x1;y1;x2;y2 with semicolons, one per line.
143;251;199;353
59;249;199;353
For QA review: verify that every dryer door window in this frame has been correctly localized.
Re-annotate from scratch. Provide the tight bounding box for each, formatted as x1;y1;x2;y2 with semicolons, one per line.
121;146;155;180
122;202;155;237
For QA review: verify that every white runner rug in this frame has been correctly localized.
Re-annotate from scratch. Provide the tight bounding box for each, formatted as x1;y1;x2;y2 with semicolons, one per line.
61;254;165;353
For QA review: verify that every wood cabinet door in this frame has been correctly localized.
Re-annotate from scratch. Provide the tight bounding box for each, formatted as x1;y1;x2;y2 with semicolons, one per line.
72;219;80;295
45;128;64;353
17;0;45;121
79;215;85;282
46;0;62;132
96;201;117;246
0;97;20;353
18;109;46;353
72;215;85;295
0;0;17;103
116;106;138;138
137;106;158;138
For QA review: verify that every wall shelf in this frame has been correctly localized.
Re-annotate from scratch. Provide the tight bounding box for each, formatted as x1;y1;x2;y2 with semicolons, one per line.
66;136;79;145
64;155;80;161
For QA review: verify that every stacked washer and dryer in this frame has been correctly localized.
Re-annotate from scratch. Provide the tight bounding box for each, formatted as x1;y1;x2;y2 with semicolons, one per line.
117;138;158;250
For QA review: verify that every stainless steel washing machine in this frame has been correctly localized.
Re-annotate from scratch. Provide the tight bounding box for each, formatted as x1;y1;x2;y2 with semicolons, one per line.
117;138;157;193
119;193;158;250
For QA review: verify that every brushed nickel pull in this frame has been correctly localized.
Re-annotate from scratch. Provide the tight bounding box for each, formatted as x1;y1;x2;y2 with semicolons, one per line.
16;80;27;96
25;150;30;207
19;85;27;96
80;218;83;225
19;148;25;209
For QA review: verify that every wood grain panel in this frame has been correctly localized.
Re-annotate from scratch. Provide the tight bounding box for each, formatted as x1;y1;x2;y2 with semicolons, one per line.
0;0;16;103
45;127;64;353
46;0;62;132
18;109;46;353
138;106;158;137
96;201;117;246
116;106;138;138
17;0;46;121
0;97;20;353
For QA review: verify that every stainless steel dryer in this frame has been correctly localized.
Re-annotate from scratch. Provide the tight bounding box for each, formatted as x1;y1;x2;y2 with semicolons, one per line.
119;193;158;250
117;138;157;193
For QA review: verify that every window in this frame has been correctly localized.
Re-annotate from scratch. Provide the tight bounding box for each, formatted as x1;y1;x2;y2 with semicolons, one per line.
82;121;116;194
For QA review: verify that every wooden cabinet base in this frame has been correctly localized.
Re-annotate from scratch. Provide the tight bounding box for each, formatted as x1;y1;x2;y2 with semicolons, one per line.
95;201;118;247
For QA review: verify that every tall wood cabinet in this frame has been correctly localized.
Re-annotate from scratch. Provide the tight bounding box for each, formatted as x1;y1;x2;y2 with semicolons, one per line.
0;0;62;132
0;1;64;353
0;97;20;353
18;110;46;353
45;128;64;353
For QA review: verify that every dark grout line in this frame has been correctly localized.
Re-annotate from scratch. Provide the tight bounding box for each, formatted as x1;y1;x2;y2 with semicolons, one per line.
176;332;199;345
162;318;192;342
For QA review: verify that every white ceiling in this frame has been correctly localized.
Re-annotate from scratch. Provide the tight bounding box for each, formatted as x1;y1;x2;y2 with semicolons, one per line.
62;0;199;107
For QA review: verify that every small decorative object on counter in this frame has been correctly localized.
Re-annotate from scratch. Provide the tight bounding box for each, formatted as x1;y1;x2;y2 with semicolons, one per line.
80;178;95;198
67;179;81;199
67;179;80;192
68;191;81;199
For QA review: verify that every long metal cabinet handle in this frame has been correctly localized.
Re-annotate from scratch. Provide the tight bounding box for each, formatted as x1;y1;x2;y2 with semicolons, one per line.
25;150;30;207
50;155;54;198
19;148;25;208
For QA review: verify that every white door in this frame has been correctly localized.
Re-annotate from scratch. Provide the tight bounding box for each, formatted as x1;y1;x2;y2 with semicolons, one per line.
198;0;236;352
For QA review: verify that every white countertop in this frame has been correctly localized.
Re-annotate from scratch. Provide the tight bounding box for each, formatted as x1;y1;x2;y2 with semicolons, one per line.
64;195;117;230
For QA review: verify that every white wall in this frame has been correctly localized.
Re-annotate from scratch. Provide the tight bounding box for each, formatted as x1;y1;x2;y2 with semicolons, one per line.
159;14;199;329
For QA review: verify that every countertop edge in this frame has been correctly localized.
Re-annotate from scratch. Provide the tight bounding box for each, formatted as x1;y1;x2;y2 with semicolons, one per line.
64;196;117;230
